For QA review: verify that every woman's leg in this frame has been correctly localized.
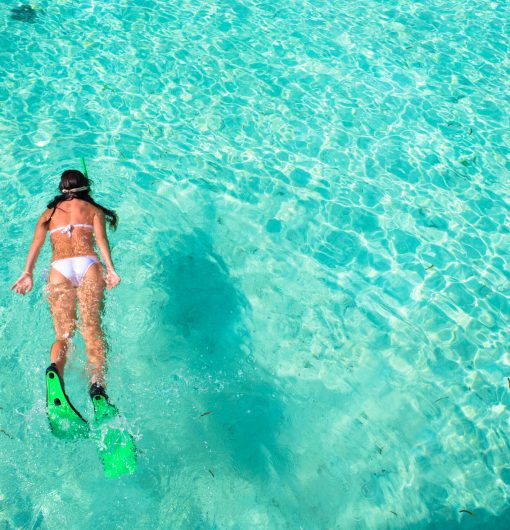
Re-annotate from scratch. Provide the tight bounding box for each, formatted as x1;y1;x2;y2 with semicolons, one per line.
77;263;107;387
47;268;78;381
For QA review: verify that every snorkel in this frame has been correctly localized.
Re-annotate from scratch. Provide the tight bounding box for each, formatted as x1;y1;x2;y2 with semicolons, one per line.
81;157;89;179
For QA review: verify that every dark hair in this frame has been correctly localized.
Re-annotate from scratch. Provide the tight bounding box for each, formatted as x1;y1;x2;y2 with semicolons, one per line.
46;170;118;229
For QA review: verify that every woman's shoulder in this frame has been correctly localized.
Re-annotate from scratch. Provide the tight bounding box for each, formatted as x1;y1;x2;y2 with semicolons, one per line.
40;208;54;222
89;202;104;217
35;208;54;229
79;201;104;221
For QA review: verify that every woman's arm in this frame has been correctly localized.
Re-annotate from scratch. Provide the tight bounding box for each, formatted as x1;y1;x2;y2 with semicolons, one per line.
11;210;50;295
93;209;121;289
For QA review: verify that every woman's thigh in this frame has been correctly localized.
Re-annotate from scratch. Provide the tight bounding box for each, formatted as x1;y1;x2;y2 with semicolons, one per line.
47;268;77;339
77;263;105;334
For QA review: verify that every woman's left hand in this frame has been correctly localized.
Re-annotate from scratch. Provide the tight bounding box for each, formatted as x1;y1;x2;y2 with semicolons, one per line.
11;273;34;295
105;269;121;290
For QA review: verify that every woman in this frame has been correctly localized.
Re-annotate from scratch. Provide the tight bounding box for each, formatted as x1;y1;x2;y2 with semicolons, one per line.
11;170;120;394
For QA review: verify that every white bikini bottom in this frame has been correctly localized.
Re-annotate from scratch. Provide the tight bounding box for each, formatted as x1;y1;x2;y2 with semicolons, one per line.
51;256;100;287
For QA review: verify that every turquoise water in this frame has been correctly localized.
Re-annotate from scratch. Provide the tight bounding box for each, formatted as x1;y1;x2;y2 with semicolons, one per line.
1;0;510;528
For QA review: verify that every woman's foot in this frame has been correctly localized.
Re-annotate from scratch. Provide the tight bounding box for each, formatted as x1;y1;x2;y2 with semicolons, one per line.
89;383;119;421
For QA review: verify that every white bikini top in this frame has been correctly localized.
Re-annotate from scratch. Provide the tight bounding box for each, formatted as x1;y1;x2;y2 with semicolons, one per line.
49;223;93;238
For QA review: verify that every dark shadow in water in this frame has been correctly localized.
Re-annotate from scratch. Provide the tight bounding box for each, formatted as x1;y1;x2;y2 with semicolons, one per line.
10;4;37;23
156;228;287;479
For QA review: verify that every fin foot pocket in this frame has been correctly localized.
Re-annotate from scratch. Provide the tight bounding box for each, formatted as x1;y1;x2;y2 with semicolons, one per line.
46;364;89;441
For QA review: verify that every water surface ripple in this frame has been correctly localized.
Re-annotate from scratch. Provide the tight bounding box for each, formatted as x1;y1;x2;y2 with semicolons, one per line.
1;0;509;528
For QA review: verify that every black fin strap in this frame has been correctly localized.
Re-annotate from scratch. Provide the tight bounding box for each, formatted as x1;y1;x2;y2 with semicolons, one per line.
89;382;109;400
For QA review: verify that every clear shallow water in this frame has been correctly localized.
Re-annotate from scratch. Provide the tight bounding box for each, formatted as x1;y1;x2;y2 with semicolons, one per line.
1;0;509;528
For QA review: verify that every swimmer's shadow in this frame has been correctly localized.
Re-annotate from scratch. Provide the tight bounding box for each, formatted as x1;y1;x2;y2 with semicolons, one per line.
157;229;288;478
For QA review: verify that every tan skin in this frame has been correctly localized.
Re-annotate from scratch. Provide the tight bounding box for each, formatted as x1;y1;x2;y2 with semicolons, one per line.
11;198;120;387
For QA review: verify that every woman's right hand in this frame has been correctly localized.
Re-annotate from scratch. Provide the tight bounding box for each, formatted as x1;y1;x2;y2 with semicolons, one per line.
11;272;34;295
105;269;121;290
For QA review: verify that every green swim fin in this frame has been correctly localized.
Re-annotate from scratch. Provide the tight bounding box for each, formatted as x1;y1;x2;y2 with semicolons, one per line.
46;364;89;440
90;384;137;478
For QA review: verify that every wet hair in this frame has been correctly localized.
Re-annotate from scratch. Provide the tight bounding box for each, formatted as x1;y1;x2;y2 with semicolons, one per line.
46;170;118;229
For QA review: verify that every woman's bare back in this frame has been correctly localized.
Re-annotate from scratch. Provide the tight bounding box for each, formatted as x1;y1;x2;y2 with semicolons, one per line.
48;199;100;261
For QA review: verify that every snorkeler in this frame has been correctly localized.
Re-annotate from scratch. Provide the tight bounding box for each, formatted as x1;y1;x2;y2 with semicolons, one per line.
12;168;137;476
11;169;120;403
